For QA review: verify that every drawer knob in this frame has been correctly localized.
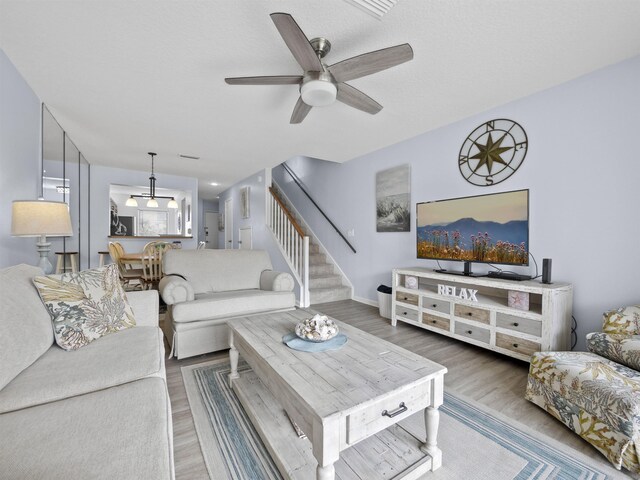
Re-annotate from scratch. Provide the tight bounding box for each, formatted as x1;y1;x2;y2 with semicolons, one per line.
513;322;520;327
431;304;438;308
467;312;473;316
403;296;408;300
403;311;407;315
466;330;473;334
513;343;519;348
382;402;407;418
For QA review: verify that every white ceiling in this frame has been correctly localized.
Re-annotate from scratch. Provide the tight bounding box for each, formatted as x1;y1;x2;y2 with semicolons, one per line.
1;1;640;199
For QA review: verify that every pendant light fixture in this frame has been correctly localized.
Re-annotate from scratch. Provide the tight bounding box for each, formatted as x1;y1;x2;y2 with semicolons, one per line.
126;152;179;208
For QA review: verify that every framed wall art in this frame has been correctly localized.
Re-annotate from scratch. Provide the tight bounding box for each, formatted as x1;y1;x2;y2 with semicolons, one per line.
138;210;168;236
376;164;410;232
241;186;250;219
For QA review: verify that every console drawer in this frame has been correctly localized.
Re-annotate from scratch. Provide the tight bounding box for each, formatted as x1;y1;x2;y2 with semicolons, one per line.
454;322;490;344
422;297;450;315
395;305;419;322
454;304;490;324
422;312;450;331
496;313;541;337
396;291;419;306
496;333;541;357
346;381;431;445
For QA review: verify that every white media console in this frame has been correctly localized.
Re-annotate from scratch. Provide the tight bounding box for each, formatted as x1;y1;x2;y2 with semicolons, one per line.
391;268;573;361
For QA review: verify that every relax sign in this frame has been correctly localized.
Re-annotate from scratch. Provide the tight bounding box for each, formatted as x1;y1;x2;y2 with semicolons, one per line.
437;284;478;302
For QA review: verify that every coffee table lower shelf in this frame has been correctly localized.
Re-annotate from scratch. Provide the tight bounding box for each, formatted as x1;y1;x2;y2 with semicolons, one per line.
233;369;434;480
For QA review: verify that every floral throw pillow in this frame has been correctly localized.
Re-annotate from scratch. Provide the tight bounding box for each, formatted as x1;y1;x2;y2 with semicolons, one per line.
587;332;640;371
33;264;136;351
602;305;640;335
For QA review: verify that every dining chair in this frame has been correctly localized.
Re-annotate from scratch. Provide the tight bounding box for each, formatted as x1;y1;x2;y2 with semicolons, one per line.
143;241;156;252
108;242;144;290
141;242;172;290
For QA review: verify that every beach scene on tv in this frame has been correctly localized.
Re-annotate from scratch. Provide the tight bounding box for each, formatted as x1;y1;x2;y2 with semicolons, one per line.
417;190;529;265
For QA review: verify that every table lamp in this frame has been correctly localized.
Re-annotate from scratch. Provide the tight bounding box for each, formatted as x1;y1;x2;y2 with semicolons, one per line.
11;200;73;274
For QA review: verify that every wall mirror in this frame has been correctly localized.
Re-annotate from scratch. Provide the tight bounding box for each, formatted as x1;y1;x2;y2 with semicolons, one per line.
41;105;91;269
109;184;193;238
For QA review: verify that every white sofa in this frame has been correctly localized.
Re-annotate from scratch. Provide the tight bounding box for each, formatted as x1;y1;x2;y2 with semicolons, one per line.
159;249;296;359
0;264;174;480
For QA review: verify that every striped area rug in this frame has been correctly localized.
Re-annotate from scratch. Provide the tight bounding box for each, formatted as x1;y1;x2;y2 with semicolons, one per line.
182;359;627;480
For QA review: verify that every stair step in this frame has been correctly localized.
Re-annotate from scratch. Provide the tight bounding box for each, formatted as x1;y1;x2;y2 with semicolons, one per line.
309;263;334;275
309;274;343;289
309;285;352;305
309;253;326;265
309;243;320;254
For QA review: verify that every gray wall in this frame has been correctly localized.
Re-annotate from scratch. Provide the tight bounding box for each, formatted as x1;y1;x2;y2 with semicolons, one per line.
0;49;41;268
90;164;198;265
272;54;640;349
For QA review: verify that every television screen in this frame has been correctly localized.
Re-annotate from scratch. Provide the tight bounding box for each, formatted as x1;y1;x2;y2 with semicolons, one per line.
416;189;529;266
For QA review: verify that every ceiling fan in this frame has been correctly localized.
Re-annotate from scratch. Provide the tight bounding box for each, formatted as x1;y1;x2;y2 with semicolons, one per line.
225;12;414;124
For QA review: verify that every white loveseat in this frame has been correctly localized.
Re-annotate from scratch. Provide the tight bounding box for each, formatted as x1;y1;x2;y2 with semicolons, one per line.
159;249;296;359
0;264;174;479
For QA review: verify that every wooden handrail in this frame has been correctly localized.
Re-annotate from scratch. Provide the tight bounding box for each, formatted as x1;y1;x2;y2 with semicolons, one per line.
269;187;305;238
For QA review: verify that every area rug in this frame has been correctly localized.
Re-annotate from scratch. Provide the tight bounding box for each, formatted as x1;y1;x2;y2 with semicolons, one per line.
182;359;628;480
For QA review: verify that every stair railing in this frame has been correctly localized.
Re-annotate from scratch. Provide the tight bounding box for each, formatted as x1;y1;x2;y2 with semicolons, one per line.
281;162;356;254
267;187;310;307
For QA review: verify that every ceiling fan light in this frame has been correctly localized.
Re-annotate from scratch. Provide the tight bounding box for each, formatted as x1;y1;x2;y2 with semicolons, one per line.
146;198;159;208
167;198;179;209
125;196;138;207
300;80;337;107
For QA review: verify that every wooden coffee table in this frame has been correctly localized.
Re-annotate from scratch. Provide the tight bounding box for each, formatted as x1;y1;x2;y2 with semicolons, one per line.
228;309;447;480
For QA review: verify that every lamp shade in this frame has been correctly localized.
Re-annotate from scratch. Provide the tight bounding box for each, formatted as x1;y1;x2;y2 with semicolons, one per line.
146;198;159;208
125;196;138;207
11;200;73;237
167;198;179;209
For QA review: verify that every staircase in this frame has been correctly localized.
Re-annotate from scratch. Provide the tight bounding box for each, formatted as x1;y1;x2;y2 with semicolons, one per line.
307;246;352;304
268;185;352;306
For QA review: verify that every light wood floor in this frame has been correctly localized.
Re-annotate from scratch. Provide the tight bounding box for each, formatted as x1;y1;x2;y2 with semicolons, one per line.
165;300;619;479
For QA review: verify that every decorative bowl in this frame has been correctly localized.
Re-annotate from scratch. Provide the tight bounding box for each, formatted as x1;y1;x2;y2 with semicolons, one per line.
294;314;339;343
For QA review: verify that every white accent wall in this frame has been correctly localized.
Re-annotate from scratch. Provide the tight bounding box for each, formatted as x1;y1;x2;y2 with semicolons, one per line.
0;50;41;268
272;55;640;350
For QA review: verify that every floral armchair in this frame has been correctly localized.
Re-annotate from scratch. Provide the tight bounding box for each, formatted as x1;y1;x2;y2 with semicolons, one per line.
525;305;640;473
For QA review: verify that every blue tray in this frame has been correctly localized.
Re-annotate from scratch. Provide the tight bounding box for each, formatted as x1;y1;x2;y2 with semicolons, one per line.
282;333;348;352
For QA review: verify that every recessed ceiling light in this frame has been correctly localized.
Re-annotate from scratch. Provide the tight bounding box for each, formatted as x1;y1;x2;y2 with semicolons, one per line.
209;182;219;186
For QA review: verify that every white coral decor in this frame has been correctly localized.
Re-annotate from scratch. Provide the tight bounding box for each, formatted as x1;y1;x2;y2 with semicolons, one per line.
295;314;339;342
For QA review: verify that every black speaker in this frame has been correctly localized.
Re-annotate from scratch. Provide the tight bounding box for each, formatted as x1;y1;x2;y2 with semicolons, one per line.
542;258;552;284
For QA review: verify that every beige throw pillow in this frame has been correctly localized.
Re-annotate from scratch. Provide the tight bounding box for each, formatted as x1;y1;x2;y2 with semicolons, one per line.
33;264;136;351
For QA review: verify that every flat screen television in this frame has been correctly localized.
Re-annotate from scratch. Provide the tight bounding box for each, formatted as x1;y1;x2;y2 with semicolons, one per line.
416;189;529;272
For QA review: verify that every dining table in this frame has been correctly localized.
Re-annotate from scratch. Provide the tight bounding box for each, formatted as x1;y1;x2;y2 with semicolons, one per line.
120;252;144;263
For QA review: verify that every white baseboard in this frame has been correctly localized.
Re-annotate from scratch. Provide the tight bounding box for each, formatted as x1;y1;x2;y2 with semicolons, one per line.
353;295;378;308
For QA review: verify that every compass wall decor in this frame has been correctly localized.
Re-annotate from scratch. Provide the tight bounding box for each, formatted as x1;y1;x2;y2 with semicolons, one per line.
458;119;528;186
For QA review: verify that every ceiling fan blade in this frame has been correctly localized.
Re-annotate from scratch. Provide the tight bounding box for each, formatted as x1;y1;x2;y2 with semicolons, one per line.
225;75;303;85
329;43;413;83
337;83;383;114
270;13;323;73
290;97;312;124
